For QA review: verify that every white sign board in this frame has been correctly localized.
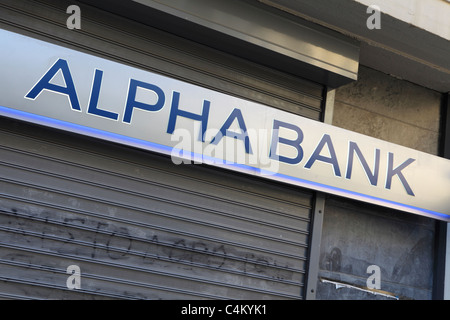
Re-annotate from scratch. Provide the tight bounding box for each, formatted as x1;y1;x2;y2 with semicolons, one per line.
1;29;450;221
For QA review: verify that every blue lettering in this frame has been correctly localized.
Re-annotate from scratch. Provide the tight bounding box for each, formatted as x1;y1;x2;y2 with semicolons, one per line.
87;69;119;120
269;120;304;164
123;79;165;123
385;152;415;196
305;134;341;176
25;58;81;111
167;91;210;142
210;108;252;154
346;141;380;186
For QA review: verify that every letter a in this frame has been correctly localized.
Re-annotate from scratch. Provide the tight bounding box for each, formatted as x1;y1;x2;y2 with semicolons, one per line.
66;265;81;290
66;5;81;30
210;108;253;154
366;5;381;30
304;134;341;176
366;265;381;289
25;58;81;111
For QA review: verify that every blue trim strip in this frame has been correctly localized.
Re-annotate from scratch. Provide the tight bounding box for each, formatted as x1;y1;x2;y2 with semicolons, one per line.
1;105;448;220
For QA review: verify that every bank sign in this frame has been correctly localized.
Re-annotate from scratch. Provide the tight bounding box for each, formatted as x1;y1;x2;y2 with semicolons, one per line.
1;29;450;221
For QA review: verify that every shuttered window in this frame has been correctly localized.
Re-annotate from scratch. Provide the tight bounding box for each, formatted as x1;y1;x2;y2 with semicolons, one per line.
0;119;314;299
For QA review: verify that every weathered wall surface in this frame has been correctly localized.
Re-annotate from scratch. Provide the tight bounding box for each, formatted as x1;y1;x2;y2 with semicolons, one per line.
317;197;435;300
332;65;442;155
317;66;441;300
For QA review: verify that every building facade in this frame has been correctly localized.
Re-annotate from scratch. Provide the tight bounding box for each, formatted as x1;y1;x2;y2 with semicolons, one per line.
0;0;449;300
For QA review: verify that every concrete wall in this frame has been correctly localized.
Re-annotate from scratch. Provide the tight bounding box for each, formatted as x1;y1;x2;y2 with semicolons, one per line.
332;65;442;155
317;197;435;300
317;65;442;300
355;0;450;41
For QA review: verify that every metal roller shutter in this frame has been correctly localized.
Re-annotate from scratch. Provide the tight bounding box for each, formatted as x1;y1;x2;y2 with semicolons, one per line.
0;118;314;299
0;0;323;300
